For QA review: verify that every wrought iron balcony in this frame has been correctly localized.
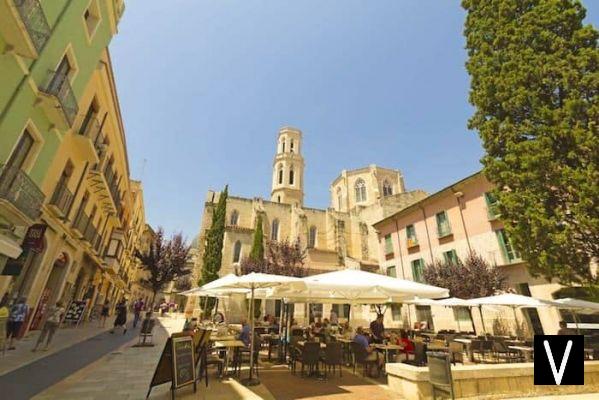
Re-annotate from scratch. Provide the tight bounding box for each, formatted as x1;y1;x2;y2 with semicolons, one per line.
14;0;51;53
49;182;73;217
0;0;50;58
40;70;79;128
0;163;45;221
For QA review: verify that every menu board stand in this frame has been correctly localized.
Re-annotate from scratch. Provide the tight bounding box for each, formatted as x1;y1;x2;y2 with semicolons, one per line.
146;330;209;399
63;300;88;327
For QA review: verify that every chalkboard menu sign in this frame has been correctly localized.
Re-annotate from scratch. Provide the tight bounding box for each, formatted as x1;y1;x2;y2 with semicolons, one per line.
172;336;195;388
63;300;87;326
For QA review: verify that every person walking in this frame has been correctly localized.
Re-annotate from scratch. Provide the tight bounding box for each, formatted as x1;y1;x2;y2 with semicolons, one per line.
0;297;9;355
32;301;65;352
110;299;128;335
99;300;110;328
132;298;144;328
6;297;28;350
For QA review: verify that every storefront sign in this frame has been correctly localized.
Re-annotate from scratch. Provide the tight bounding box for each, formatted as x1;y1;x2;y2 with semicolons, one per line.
23;224;47;253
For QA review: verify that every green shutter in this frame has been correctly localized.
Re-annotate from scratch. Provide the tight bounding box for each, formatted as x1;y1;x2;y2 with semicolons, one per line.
411;259;424;282
436;211;452;237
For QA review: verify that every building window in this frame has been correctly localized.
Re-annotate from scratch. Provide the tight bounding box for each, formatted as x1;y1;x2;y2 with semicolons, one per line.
271;219;279;241
443;249;459;265
230;210;239;226
496;229;520;264
282;140;286;153
277;165;283;184
84;0;101;39
233;241;242;263
354;178;367;203
391;304;402;321
415;305;434;330
411;258;425;282
453;307;473;332
384;234;393;256
436;210;452;237
5;129;34;173
484;192;501;220
382;180;393;196
386;266;397;278
277;196;281;203
290;139;294;153
308;226;317;248
406;224;418;247
289;167;294;185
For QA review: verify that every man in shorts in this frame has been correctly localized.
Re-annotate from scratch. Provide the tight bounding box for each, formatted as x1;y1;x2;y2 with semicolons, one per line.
353;326;384;376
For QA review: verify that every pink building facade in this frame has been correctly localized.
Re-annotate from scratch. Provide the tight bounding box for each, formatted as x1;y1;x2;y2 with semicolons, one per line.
373;172;563;335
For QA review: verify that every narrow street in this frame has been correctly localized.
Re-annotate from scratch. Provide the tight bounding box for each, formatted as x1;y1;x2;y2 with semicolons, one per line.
1;322;143;400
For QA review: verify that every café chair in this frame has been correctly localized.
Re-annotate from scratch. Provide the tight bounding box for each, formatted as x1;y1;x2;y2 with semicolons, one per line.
350;342;380;378
321;342;343;378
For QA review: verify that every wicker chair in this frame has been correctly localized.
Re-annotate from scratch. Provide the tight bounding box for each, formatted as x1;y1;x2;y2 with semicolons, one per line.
350;342;380;377
321;342;343;378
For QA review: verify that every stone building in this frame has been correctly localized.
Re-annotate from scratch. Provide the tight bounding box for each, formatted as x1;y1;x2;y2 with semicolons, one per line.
193;127;427;322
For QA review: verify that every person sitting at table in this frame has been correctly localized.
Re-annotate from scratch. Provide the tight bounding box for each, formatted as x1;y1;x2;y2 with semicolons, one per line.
341;321;353;338
353;326;384;376
238;318;251;347
396;329;414;360
557;320;577;335
329;309;338;325
370;314;385;344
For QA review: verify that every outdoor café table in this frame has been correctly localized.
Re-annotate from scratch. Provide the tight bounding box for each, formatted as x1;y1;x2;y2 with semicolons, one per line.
213;340;246;377
211;334;237;342
334;336;354;365
453;338;474;362
261;334;280;360
297;340;326;349
373;343;404;364
508;345;534;362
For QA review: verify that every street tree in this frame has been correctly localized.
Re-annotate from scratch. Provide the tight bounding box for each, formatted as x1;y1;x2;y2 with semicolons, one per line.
423;252;506;299
462;0;599;289
136;228;191;304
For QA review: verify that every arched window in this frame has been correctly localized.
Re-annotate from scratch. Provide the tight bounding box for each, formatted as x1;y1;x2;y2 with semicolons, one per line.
271;219;279;241
233;241;242;263
289;166;295;185
230;210;239;226
308;226;317;248
290;139;294;153
281;139;286;153
277;164;283;184
355;178;367;203
383;180;393;197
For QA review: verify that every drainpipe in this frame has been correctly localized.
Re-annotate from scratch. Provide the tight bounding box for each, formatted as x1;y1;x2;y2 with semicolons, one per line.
420;206;434;263
453;189;472;253
393;219;406;280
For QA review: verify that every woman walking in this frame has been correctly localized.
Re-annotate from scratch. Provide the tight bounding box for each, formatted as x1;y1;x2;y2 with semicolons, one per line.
110;299;127;335
99;300;110;328
32;301;65;352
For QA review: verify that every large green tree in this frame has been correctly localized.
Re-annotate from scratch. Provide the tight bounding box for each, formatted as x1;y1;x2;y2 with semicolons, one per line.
199;185;228;287
462;0;598;288
249;214;265;262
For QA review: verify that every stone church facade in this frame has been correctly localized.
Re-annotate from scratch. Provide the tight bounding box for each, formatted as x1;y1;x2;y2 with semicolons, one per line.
192;127;427;322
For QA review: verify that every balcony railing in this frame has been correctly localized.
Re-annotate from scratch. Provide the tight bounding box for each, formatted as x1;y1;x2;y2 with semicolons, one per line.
487;203;501;220
80;117;102;145
41;70;79;127
0;163;45;220
14;0;51;53
49;182;73;216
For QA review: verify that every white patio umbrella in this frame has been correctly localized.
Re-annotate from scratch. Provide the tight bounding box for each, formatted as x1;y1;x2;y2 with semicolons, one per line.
207;272;305;386
554;298;599;333
273;269;449;304
435;297;474;332
467;293;560;336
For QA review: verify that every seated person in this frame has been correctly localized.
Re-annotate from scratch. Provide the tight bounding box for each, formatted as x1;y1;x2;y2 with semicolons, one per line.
557;320;577;335
238;318;251;347
396;329;414;360
353;326;384;375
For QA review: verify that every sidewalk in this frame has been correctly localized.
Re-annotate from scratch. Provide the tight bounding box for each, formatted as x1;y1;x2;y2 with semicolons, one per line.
33;315;275;400
0;321;111;376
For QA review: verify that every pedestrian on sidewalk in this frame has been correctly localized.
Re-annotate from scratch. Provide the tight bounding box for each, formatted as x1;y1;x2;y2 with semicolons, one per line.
6;297;28;350
132;298;144;328
110;299;128;335
99;300;110;328
0;296;9;355
32;301;65;352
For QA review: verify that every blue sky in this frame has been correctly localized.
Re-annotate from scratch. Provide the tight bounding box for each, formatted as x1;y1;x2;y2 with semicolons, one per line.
110;1;598;240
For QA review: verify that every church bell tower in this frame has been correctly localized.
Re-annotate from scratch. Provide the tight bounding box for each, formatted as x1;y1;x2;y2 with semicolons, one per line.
271;127;304;207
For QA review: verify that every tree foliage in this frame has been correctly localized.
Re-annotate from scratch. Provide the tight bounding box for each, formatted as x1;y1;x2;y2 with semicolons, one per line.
249;214;265;262
199;185;228;286
423;252;506;299
136;228;191;303
240;238;307;277
462;0;599;287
